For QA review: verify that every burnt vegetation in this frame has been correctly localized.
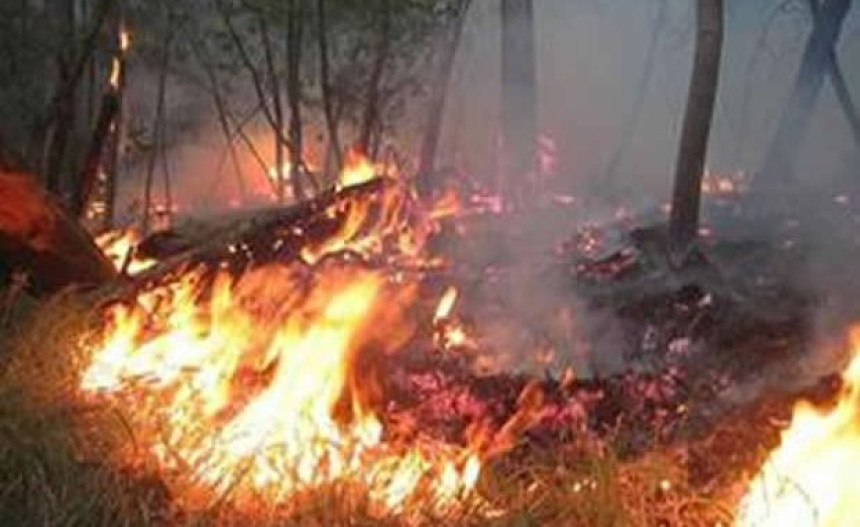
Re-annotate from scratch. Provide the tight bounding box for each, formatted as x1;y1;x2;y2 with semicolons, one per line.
1;0;860;525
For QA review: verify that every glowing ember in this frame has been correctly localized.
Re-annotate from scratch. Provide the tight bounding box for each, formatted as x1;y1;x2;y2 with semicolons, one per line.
701;169;747;198
738;328;860;527
95;228;156;276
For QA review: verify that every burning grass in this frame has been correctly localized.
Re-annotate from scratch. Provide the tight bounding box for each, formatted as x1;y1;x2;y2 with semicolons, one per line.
0;287;740;526
1;170;833;526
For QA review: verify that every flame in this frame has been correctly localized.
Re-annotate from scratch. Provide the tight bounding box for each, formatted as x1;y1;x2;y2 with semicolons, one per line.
95;229;156;276
338;149;393;189
109;27;131;89
299;179;441;268
78;181;514;518
81;263;483;515
738;328;860;527
434;286;458;323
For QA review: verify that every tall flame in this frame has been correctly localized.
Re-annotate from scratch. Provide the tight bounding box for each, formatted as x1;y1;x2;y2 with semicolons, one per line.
738;328;860;527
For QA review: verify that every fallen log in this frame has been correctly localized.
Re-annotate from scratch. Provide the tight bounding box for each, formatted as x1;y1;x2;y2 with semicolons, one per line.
0;169;118;295
128;178;393;289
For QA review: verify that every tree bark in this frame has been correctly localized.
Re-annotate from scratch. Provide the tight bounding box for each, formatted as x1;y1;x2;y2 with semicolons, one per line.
73;91;119;218
142;10;173;235
358;0;392;157
259;15;287;203
317;0;342;180
41;0;112;199
755;0;851;189
286;0;308;200
668;0;724;261
500;0;537;207
806;0;860;148
103;1;126;230
416;0;472;198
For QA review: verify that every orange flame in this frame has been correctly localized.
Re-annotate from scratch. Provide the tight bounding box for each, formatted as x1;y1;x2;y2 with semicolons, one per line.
338;149;394;189
738;328;860;527
79;180;508;517
95;228;156;276
434;286;458;323
82;264;482;514
109;27;131;89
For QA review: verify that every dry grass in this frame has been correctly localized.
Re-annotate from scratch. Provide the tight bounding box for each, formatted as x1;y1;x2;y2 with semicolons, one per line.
0;291;736;526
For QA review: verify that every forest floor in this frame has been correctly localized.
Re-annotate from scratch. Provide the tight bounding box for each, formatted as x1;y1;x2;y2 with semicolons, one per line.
0;191;854;526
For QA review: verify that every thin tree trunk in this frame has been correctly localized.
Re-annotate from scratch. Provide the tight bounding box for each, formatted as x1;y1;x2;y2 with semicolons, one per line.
286;0;308;200
180;21;249;202
755;0;851;189
668;0;724;260
42;0;111;198
73;91;119;218
500;0;537;207
142;12;173;235
601;0;668;192
103;1;126;230
416;0;472;198
358;0;392;156
317;0;342;180
260;16;287;203
807;0;860;147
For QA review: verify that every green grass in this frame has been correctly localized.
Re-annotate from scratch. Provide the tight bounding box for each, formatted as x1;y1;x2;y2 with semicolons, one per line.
0;290;736;526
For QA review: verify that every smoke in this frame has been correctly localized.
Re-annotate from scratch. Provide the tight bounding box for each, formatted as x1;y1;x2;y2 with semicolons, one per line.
108;0;860;380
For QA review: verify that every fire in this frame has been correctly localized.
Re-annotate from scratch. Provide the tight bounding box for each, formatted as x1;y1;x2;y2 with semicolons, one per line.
434;286;458;323
433;286;474;352
78;180;519;518
81;263;483;515
95;228;156;276
109;27;131;88
738;328;860;527
701;169;747;197
338;148;394;189
299;179;446;269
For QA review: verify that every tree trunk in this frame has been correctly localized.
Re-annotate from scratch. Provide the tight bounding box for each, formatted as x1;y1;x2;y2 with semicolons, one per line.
668;0;724;261
142;11;173;235
755;0;851;190
358;0;392;156
259;16;287;203
416;0;472;198
806;0;860;148
286;0;308;200
42;0;78;197
500;0;537;207
317;0;342;180
73;91;119;218
601;0;668;193
103;4;126;231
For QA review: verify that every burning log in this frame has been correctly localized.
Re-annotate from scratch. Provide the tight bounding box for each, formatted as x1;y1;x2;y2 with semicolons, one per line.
0;169;117;295
128;177;401;287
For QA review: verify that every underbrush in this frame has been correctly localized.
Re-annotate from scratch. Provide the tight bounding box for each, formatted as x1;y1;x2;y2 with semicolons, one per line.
0;292;735;526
